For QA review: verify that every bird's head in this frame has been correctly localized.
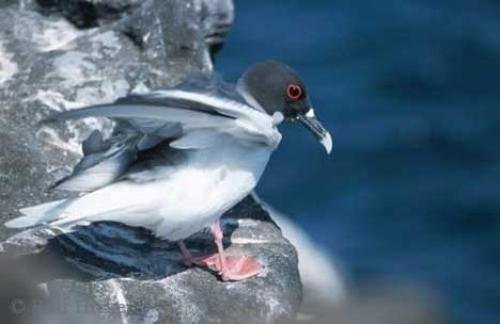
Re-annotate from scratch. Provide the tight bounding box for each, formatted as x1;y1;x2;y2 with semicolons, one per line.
238;61;332;154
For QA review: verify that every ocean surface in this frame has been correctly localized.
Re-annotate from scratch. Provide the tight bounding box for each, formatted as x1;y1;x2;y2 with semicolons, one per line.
216;1;500;323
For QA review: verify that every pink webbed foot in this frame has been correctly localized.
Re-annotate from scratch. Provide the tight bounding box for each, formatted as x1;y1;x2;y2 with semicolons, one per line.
191;254;262;281
177;220;263;281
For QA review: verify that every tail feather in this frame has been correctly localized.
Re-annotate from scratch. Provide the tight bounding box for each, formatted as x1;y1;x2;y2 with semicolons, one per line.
5;199;70;228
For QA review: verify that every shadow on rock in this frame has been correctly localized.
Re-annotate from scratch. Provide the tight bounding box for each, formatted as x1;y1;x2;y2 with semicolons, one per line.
7;218;240;283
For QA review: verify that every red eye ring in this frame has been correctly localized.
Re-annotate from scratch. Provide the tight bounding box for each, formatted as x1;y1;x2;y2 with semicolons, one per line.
286;84;303;101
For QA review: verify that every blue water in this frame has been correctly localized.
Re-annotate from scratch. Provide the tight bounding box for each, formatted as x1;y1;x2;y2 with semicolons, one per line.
216;1;500;323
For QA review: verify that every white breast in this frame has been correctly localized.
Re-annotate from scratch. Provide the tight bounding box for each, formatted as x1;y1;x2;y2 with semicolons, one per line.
153;138;273;240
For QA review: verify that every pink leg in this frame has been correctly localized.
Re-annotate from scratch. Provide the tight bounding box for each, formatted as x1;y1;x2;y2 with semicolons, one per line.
211;219;227;271
177;240;193;266
188;219;263;281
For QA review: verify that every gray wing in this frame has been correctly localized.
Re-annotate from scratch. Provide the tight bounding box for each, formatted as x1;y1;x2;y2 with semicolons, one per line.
47;83;275;193
51;129;140;192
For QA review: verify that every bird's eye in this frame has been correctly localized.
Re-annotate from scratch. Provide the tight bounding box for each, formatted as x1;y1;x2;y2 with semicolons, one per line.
286;84;303;101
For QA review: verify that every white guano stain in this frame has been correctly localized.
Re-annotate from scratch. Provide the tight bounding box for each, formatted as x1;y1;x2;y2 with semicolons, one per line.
230;237;270;244
162;280;202;323
131;82;151;95
26;77;129;155
38;127;82;155
52;51;97;83
33;19;79;52
90;31;122;57
0;41;18;84
266;297;285;322
26;90;106;154
108;279;129;324
25;90;83;111
75;79;130;105
143;309;159;324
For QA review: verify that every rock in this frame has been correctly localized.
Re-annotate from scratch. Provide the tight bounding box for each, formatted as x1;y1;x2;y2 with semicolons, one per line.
199;0;234;57
0;196;302;323
0;1;303;322
25;0;144;28
18;0;233;56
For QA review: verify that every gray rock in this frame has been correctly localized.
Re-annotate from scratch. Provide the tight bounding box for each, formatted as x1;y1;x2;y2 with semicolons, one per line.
0;196;302;324
17;0;232;56
0;1;303;322
24;0;144;28
200;0;234;57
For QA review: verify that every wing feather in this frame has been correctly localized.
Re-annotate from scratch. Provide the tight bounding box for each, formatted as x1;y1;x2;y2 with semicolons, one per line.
51;132;139;192
44;103;234;127
46;84;279;193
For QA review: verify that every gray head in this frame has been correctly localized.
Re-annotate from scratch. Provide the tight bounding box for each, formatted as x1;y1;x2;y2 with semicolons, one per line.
237;61;332;154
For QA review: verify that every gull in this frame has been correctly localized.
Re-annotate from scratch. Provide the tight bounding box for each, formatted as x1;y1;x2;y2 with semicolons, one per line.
5;61;332;281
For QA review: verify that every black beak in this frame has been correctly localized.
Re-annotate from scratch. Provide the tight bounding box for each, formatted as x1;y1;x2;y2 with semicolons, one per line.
297;112;332;154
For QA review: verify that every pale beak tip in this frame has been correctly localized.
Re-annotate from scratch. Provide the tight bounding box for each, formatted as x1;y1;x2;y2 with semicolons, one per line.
321;132;333;155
